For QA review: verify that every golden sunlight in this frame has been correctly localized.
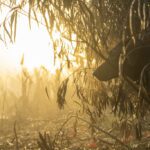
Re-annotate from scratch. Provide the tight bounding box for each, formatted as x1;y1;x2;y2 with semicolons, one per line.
10;24;55;73
1;13;58;74
0;4;78;77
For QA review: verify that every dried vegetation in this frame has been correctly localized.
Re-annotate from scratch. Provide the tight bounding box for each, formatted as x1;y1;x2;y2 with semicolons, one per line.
0;0;150;149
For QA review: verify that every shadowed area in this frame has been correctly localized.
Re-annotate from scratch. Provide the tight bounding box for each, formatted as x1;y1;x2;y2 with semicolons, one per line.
93;32;150;82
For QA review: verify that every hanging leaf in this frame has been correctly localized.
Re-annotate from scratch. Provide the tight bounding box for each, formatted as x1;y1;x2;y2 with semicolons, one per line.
3;20;12;42
13;10;17;41
57;78;69;109
28;2;32;29
28;0;35;29
33;9;39;26
20;54;24;65
45;87;50;100
10;11;15;37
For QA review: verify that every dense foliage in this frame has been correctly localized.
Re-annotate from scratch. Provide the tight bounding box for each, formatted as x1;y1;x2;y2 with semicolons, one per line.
0;0;150;142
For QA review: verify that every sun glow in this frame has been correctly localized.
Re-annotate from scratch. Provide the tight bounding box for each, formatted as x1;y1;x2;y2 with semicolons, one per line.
0;13;59;74
11;24;56;73
0;5;78;75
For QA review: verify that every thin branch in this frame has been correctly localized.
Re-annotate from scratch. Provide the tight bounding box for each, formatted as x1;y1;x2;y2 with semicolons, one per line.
125;77;150;104
53;115;131;150
14;121;19;150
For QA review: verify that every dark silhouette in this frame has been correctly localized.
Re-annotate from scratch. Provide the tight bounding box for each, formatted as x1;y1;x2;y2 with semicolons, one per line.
93;31;150;82
94;1;150;83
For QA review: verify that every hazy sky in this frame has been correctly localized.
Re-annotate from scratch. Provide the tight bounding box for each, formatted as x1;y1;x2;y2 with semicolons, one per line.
0;5;56;74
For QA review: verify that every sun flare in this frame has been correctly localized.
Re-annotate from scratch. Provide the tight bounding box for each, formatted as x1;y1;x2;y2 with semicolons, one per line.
0;14;59;74
0;5;78;76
